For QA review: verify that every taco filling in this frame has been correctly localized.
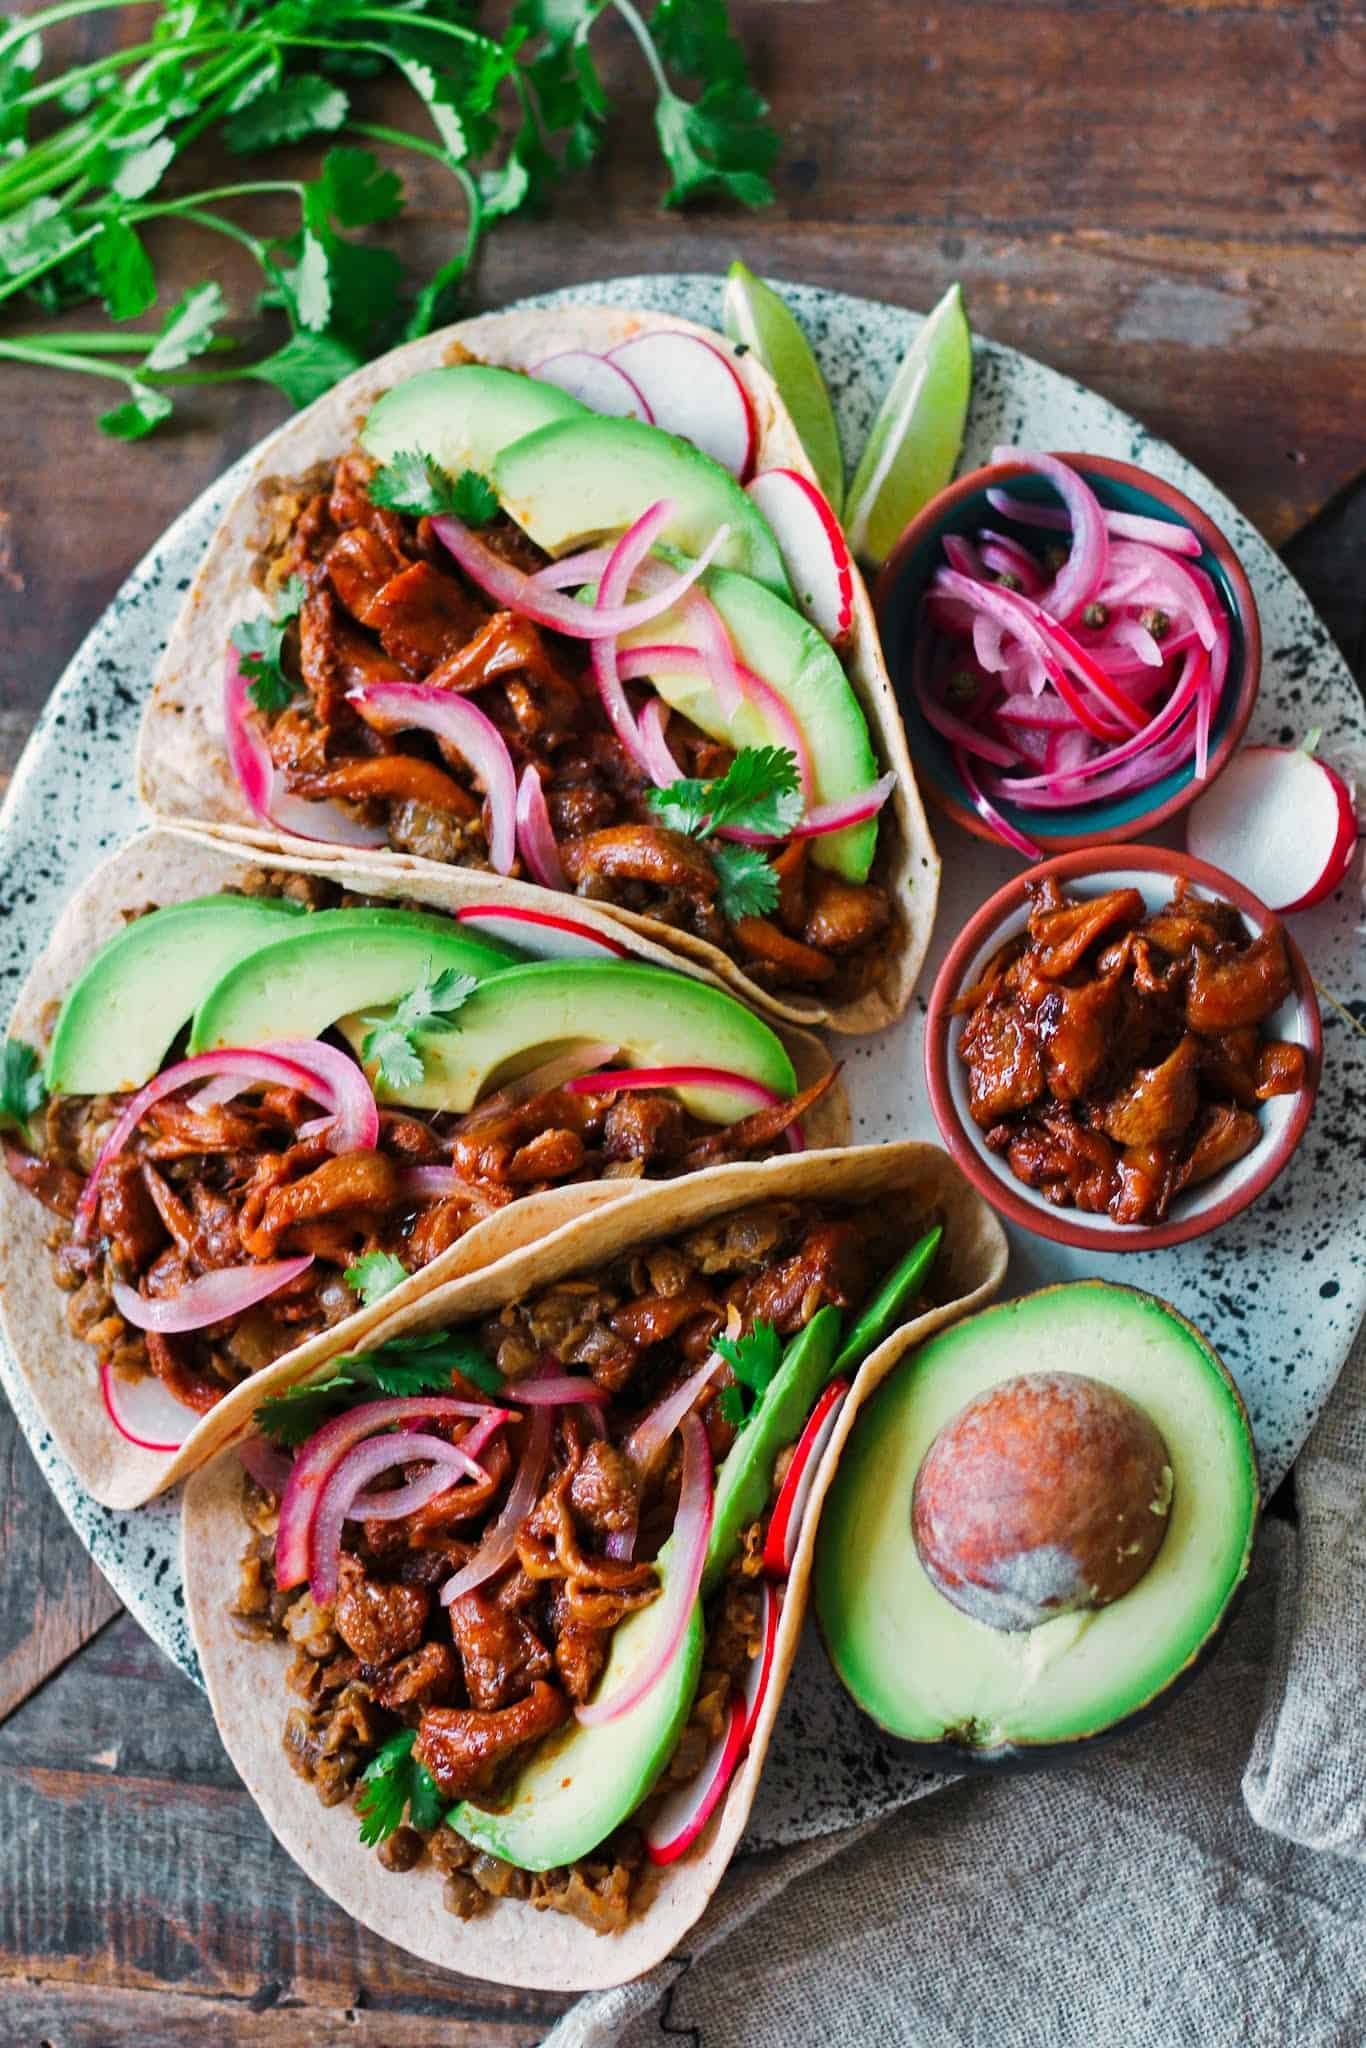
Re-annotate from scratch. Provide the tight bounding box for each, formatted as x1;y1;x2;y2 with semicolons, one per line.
2;870;832;1428
227;1196;944;1930
228;358;899;1002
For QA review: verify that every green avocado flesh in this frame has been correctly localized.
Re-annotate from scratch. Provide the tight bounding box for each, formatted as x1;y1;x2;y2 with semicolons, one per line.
702;1305;841;1597
341;958;797;1120
834;1227;943;1379
359;365;588;479
188;909;518;1054
621;564;881;883
449;1554;705;1870
814;1283;1259;1753
46;894;306;1094
493;415;791;600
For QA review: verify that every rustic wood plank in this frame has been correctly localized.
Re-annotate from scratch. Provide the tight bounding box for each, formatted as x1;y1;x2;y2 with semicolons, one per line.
0;1983;548;2048
0;1397;121;1724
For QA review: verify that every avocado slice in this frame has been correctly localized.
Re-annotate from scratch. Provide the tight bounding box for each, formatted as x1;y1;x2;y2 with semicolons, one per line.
360;365;588;480
833;1227;942;1378
814;1283;1259;1757
188;909;518;1054
493;415;791;600
46;893;306;1095
621;564;882;882
448;1552;705;1870
340;958;798;1121
701;1304;842;1598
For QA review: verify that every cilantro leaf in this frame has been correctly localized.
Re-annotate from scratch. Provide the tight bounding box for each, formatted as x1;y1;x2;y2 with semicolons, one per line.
714;1318;782;1429
231;575;306;715
145;282;224;372
648;747;801;841
226;76;349;154
356;1729;444;1848
0;1040;46;1135
711;841;780;923
649;0;750;84
92;220;156;320
98;383;173;441
363;964;478;1088
105;133;176;203
310;145;405;229
344;1250;409;1307
253;1328;502;1444
655;78;777;211
250;332;362;409
369;451;498;524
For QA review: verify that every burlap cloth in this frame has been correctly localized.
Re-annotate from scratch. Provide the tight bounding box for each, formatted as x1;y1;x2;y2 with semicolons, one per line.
546;1320;1366;2047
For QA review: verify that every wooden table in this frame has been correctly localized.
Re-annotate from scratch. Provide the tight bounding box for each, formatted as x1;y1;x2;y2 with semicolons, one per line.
2;2;1363;2039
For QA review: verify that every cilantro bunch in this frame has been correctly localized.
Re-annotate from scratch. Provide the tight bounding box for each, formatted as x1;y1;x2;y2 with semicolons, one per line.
254;1325;503;1444
0;0;779;439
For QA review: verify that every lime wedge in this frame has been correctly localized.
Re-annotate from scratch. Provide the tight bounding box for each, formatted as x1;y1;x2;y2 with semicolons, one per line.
723;261;845;515
842;282;972;569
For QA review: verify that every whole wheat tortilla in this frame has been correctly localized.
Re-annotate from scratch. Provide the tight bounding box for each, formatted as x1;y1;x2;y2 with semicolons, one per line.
138;302;941;1034
183;1141;1007;1992
0;826;845;1510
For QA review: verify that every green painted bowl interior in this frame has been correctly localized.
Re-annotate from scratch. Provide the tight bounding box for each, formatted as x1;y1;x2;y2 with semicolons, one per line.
880;470;1248;838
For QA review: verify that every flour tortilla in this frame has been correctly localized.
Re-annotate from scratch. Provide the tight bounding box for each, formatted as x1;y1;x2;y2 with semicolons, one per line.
138;302;940;1034
0;826;845;1511
183;1141;1007;1992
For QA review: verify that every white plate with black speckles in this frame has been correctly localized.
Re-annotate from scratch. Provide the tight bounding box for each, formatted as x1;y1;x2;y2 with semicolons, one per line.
2;275;1363;1849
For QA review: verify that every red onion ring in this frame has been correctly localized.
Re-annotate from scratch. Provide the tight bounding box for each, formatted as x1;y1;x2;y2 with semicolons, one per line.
237;1433;294;1495
268;1037;380;1153
985;485;1202;557
395;1166;496;1211
590;501;677;768
681;590;745;720
576;1412;712;1727
515;766;566;889
504;1374;608;1407
223;647;388;848
347;683;517;875
563;1064;803;1148
637;696;686;788
440;1406;553;1605
952;743;1043;861
113;1256;313;1334
455;1041;620;1128
1005;453;1109;622
616;645;814;802
348;1415;505;1516
309;1430;493;1600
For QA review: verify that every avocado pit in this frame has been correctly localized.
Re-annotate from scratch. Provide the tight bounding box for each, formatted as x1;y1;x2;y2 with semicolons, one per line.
910;1371;1172;1633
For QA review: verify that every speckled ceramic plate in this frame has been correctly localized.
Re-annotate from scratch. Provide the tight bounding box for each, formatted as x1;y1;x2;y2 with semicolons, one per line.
2;276;1362;1851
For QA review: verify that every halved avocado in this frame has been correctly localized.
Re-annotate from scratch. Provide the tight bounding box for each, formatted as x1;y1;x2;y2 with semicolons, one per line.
702;1304;842;1597
188;909;518;1053
448;1551;704;1870
360;365;588;479
814;1283;1258;1759
493;415;791;600
340;958;798;1122
621;563;881;883
46;893;306;1094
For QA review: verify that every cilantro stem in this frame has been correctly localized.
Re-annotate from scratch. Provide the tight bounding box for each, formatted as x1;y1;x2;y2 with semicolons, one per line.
13;34;235;112
26;329;236;354
609;0;674;101
0;337;137;384
347;121;453;169
0;0;132;53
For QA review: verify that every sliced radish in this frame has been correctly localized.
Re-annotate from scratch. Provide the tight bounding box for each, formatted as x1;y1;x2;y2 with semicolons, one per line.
645;1687;747;1867
737;1580;781;1747
1186;743;1359;913
100;1357;196;1453
532;351;654;423
607;333;757;479
454;904;630;960
763;1378;850;1579
746;469;854;641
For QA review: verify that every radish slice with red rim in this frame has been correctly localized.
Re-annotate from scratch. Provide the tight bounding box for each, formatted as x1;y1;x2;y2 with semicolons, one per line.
763;1378;850;1578
100;1357;197;1453
531;350;654;422
1186;743;1359;913
738;1580;781;1747
453;904;630;960
745;469;854;642
644;1688;747;1868
607;332;757;479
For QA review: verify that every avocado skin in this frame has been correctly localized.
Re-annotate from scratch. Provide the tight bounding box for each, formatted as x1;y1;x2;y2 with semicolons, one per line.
701;1304;842;1599
814;1282;1260;1770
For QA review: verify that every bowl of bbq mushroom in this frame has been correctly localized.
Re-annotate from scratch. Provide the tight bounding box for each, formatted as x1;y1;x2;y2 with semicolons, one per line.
924;845;1321;1252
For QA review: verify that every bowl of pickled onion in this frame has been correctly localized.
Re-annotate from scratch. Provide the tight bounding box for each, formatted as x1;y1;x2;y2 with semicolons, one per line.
874;451;1260;857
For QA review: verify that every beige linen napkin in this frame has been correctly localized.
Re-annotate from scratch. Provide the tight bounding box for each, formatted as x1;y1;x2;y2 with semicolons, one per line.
547;1327;1366;2048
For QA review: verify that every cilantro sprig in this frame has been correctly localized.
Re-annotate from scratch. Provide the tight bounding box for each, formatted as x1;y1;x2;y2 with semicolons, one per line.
715;1318;782;1429
231;574;305;715
362;963;478;1090
254;1328;503;1446
369;450;498;525
0;1;778;440
0;1039;46;1140
648;746;803;923
344;1249;409;1307
355;1727;445;1847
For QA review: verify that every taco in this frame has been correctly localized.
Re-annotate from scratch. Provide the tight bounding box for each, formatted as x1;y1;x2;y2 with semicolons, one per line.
0;828;844;1510
138;302;941;1033
182;1142;1006;1991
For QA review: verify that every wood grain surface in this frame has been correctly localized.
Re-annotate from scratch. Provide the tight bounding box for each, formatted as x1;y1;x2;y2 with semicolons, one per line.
1;0;1363;2039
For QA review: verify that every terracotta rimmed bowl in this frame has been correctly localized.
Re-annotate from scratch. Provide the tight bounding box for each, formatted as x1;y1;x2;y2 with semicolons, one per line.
874;453;1262;853
924;846;1321;1254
